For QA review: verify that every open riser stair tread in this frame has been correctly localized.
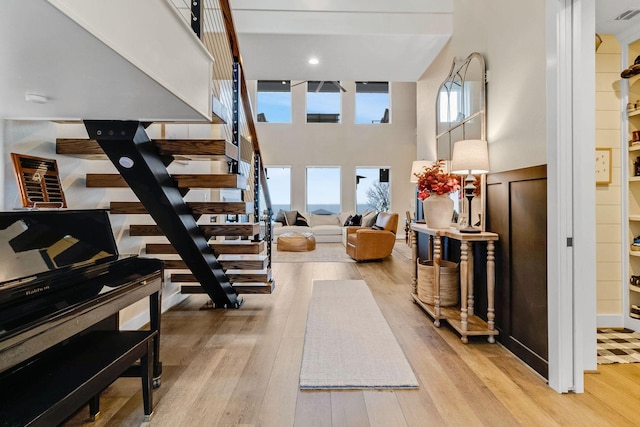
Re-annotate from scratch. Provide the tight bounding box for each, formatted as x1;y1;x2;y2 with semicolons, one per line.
172;268;271;283
110;201;254;215
146;240;265;254
56;138;248;162
180;282;274;295
87;173;247;189
162;254;267;270
131;223;260;237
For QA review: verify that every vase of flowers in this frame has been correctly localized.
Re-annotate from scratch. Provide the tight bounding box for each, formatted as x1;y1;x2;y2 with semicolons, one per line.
414;160;460;229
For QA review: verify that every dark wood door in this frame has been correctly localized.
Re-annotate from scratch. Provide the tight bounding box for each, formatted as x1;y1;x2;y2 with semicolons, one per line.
486;165;548;378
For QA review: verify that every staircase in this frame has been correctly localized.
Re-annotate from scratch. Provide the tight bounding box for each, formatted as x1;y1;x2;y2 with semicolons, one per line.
50;0;275;308
56;122;274;308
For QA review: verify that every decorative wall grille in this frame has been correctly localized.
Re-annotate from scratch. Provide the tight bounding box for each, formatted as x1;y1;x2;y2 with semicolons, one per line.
11;153;67;208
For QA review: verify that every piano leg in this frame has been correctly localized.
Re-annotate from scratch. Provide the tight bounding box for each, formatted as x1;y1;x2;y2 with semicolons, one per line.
150;290;162;388
142;339;154;421
89;394;100;421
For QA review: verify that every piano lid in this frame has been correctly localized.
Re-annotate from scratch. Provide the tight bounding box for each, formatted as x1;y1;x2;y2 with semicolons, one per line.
0;209;119;284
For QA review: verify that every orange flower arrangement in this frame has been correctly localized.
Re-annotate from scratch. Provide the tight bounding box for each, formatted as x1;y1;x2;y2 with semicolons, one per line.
414;160;461;200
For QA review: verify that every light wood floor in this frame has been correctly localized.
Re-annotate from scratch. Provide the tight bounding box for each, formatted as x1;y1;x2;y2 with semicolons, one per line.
64;244;640;426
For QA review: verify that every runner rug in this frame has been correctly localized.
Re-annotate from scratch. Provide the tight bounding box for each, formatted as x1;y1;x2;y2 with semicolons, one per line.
299;279;419;389
597;328;640;364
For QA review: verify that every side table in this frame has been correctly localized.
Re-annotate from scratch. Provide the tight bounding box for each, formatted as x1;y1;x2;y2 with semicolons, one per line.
411;223;499;343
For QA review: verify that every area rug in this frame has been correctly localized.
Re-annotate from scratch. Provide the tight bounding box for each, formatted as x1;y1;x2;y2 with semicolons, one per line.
299;280;419;389
272;243;354;263
597;328;640;364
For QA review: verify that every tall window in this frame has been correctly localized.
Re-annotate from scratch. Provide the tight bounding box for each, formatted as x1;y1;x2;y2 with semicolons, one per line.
257;80;291;123
355;82;390;124
306;167;341;214
306;81;342;123
356;167;390;214
261;167;291;213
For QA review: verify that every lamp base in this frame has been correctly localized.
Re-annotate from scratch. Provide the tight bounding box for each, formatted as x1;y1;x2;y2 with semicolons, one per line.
459;225;481;234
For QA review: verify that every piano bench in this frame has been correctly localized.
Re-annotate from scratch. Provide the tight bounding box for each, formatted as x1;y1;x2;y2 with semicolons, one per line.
0;330;156;426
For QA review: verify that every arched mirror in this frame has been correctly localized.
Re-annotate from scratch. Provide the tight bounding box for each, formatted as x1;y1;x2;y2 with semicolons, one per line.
435;52;487;230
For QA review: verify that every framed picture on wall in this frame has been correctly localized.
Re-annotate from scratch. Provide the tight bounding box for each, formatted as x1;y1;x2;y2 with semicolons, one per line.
595;147;612;185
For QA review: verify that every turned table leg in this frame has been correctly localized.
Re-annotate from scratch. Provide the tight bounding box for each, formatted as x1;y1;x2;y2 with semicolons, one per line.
433;234;442;327
460;241;469;343
487;241;496;343
467;242;475;316
411;229;418;295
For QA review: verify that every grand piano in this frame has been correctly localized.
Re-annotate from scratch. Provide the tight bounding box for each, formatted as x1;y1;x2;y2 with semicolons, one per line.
0;209;163;426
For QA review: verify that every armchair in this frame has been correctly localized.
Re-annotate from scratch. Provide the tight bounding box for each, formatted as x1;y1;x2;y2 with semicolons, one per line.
346;212;399;261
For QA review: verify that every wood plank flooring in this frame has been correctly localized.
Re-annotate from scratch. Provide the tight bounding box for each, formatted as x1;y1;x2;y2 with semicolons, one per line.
63;244;640;426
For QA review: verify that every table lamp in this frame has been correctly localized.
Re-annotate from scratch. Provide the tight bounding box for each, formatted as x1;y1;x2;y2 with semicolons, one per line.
410;160;432;183
451;139;489;233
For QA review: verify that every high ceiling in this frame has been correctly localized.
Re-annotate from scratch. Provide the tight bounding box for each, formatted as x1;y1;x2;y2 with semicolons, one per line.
228;0;453;82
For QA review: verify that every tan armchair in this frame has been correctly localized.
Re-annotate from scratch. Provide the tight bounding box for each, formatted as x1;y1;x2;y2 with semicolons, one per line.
346;212;399;261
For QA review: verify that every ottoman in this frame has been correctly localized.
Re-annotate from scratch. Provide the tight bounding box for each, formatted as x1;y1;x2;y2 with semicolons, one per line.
277;232;316;251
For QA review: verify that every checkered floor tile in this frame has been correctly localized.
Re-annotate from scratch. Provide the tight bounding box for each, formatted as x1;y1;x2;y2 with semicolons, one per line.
597;328;640;364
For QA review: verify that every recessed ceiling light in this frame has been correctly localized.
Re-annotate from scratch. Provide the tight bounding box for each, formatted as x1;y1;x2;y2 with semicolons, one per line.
308;58;319;65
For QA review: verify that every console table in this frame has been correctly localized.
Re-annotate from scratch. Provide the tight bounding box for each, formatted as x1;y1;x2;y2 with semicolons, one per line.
411;223;499;343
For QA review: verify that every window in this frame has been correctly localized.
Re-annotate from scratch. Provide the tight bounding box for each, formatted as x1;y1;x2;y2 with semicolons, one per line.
306;167;341;214
306;81;342;123
355;82;389;124
356;167;390;214
261;167;291;213
257;80;291;123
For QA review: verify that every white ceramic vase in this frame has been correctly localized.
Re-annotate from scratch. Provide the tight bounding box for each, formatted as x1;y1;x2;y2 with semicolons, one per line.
423;194;454;229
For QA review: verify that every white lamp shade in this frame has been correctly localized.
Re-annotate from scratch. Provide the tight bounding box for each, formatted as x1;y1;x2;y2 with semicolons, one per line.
410;160;432;182
451;139;489;174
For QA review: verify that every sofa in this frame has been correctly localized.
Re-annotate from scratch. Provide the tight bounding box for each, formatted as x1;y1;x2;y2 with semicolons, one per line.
272;210;379;244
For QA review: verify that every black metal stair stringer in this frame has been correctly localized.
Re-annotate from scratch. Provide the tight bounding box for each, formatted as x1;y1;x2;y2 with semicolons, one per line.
84;120;241;308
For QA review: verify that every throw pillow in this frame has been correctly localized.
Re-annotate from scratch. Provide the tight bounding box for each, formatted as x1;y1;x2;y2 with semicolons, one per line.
284;210;298;226
338;211;355;225
371;224;385;230
274;209;286;224
362;211;378;227
343;215;353;226
295;213;310;226
347;214;362;226
309;213;338;226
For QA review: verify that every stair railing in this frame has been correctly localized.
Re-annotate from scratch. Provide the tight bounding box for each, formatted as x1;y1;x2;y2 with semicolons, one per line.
187;0;273;257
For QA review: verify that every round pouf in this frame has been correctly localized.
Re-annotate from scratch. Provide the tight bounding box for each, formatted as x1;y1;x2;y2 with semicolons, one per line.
277;232;316;251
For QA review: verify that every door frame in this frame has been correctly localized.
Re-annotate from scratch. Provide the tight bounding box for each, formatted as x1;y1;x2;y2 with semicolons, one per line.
546;0;597;393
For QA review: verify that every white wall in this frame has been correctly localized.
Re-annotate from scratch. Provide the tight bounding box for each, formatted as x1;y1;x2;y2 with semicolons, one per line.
417;0;547;171
250;81;417;231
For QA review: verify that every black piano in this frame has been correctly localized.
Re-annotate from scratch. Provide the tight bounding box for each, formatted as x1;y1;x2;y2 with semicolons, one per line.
0;209;163;426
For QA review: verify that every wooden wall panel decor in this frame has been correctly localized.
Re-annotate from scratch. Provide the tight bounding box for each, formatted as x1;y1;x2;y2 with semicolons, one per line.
11;153;67;208
486;165;548;378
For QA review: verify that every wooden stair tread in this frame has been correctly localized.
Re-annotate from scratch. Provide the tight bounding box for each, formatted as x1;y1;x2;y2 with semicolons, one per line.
180;282;274;295
130;223;260;237
146;240;265;255
56;138;247;161
87;173;247;189
110;201;254;215
161;254;267;270
171;268;271;283
209;240;266;254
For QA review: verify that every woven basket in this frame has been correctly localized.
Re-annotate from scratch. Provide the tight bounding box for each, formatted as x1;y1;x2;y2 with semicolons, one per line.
417;259;459;306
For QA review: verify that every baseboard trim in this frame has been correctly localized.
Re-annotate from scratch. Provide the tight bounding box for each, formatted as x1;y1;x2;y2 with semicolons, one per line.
121;289;187;331
596;314;623;328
